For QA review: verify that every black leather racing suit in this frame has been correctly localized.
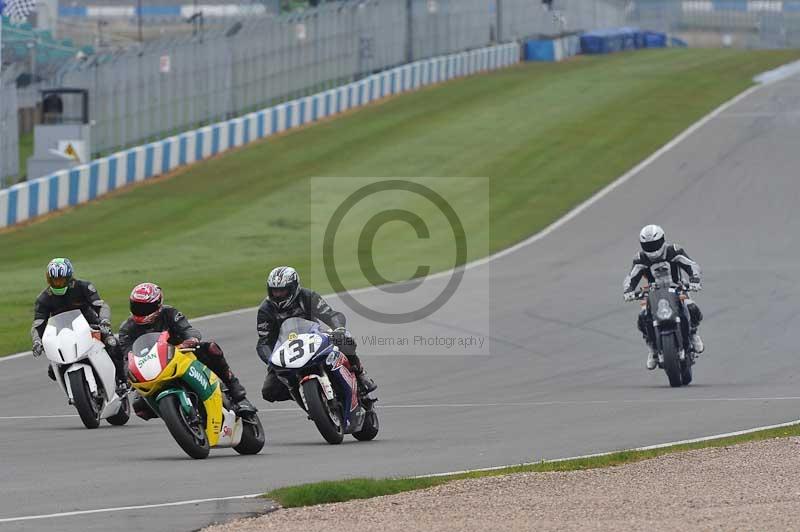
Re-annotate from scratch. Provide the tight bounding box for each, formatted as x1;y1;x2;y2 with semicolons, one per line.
257;288;359;402
623;244;704;347
32;280;124;381
118;305;247;402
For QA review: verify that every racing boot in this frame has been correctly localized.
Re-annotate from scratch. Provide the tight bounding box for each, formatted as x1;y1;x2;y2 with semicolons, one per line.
646;345;658;370
223;372;248;403
356;369;377;395
691;332;704;356
347;355;377;394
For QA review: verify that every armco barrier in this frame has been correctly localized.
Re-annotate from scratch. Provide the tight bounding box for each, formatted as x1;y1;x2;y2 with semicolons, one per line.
0;43;520;230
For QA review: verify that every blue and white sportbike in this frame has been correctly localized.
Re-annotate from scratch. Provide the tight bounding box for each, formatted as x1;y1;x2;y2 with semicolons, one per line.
268;317;379;444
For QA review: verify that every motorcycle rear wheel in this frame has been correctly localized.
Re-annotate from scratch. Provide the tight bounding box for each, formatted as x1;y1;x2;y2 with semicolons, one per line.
69;371;101;429
352;410;379;441
106;395;130;426
159;394;210;459
234;415;266;455
302;379;344;445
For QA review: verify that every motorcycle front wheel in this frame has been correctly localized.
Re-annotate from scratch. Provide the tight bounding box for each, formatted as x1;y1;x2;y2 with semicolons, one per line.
159;394;210;459
302;379;344;444
661;333;683;388
69;371;101;429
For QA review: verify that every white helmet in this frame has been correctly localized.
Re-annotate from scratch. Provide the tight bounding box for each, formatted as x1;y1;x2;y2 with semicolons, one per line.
639;224;666;260
267;266;300;310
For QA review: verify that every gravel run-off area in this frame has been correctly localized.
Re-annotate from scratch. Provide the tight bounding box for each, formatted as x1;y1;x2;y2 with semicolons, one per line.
204;437;800;532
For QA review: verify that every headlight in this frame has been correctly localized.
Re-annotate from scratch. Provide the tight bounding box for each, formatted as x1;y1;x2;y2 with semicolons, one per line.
656;299;673;320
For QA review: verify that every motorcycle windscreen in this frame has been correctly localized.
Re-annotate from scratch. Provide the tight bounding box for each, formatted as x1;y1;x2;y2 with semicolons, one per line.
42;309;94;363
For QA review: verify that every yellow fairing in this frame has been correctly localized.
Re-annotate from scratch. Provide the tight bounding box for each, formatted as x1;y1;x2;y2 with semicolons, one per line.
202;372;224;447
131;348;225;447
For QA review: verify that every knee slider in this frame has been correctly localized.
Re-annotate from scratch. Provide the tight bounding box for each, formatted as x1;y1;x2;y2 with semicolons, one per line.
206;341;224;356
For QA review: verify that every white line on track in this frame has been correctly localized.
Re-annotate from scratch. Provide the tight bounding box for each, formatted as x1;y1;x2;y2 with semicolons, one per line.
0;414;78;420
6;396;800;421
375;396;800;409
0;494;264;524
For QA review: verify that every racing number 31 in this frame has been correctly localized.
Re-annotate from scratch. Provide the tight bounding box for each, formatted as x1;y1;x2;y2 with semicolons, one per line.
279;338;316;365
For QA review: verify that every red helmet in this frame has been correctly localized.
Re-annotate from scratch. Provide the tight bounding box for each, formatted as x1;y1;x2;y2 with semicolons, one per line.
130;283;163;325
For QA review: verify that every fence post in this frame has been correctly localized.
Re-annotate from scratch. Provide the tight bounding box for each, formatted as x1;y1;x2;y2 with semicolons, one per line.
406;0;414;63
497;0;503;43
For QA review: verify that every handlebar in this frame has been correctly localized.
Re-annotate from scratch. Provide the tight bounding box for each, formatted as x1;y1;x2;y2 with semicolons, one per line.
628;283;697;302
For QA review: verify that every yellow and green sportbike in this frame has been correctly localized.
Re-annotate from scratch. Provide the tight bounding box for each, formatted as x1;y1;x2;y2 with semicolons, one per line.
128;331;265;459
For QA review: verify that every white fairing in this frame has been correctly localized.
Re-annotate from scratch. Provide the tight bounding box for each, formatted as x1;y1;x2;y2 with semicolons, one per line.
270;333;323;369
43;310;97;365
214;408;244;448
41;309;124;419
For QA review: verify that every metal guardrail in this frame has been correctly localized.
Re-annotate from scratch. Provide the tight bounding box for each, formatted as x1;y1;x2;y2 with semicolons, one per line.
0;43;520;228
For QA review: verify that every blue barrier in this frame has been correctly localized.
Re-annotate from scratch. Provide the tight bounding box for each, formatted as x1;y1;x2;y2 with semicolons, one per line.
524;35;581;62
0;43;521;229
580;27;668;55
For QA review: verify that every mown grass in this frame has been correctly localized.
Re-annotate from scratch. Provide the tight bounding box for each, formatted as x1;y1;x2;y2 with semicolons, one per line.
2;49;799;356
266;421;800;508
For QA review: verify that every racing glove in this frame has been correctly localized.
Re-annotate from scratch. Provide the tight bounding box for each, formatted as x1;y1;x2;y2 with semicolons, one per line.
99;319;113;335
331;327;347;345
179;338;200;352
688;278;702;292
32;340;44;358
623;291;636;302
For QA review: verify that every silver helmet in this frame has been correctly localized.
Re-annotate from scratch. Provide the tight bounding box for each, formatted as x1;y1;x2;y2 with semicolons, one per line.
267;266;300;310
639;224;666;261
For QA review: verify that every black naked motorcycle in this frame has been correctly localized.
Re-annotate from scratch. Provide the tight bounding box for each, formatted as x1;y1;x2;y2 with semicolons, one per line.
634;265;699;387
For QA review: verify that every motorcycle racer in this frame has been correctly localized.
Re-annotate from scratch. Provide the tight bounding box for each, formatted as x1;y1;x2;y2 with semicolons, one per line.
623;225;704;370
118;283;249;417
31;258;126;388
257;266;377;402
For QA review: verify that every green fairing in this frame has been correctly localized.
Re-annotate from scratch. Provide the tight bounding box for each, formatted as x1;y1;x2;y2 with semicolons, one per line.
155;389;193;415
181;361;217;402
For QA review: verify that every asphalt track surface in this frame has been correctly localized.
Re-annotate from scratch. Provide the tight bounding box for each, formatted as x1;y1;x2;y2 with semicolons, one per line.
3;73;800;531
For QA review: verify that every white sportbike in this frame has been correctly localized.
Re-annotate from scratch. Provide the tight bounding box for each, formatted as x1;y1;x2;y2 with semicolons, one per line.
42;309;130;428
